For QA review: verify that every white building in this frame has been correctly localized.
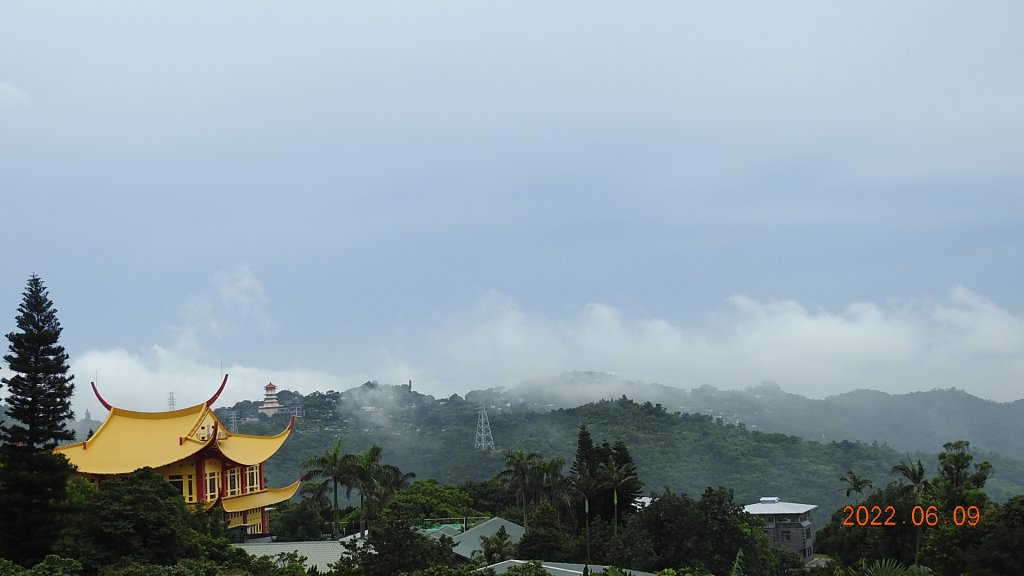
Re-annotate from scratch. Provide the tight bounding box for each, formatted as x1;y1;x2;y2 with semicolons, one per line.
743;496;817;562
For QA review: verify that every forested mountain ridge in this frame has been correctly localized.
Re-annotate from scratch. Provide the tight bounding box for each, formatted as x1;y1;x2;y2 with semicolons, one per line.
509;372;1024;460
183;381;1024;517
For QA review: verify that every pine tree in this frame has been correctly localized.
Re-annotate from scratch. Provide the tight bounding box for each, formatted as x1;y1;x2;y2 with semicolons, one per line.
0;275;77;565
610;440;643;522
1;274;76;449
569;424;596;478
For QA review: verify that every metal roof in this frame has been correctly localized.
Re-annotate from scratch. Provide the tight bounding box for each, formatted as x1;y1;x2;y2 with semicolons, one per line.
235;541;346;573
743;497;817;515
451;517;525;559
481;560;655;576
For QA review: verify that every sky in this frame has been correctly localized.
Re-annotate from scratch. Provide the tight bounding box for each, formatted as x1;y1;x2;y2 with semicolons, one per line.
1;1;1023;416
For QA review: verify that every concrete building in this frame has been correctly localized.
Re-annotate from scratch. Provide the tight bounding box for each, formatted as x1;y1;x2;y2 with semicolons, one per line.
743;496;817;562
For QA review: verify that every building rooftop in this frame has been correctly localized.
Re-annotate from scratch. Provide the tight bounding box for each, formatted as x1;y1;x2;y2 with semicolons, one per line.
480;560;655;576
236;541;346;573
56;377;294;474
743;496;817;515
451;517;525;560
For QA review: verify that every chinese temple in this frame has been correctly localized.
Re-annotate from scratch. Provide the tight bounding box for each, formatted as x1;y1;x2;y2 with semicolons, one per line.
55;375;300;536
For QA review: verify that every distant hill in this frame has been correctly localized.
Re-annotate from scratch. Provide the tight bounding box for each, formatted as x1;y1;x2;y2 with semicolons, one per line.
503;372;1024;460
187;380;1024;517
71;409;103;442
65;375;1024;516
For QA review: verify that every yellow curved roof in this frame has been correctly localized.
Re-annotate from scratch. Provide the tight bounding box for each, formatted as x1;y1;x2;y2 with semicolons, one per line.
216;421;293;466
222;480;301;513
55;404;213;475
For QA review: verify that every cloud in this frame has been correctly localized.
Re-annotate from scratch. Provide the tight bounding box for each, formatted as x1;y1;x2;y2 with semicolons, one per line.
72;345;350;415
418;287;1024;402
68;286;1024;419
0;82;30;108
69;265;286;415
214;265;269;323
175;264;271;353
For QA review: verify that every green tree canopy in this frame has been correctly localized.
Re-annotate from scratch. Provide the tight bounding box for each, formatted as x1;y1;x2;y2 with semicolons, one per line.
300;437;352;538
55;468;207;569
0;276;77;566
392;479;480;520
1;275;75;449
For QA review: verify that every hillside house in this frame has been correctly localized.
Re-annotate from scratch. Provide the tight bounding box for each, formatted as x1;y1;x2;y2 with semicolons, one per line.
743;496;817;562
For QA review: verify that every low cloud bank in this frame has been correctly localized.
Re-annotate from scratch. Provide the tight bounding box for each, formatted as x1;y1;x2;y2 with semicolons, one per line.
69;285;1024;417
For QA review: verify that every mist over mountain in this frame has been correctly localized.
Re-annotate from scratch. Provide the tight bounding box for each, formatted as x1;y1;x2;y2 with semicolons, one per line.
507;372;1024;460
65;372;1024;516
148;378;1021;515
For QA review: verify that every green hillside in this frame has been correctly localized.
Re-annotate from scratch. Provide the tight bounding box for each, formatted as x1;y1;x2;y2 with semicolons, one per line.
508;372;1024;460
217;383;1024;515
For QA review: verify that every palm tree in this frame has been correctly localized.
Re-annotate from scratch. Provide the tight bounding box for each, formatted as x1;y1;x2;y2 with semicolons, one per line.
496;449;542;527
597;455;637;537
473;525;516;566
892;456;927;497
300;438;351;539
368;463;416;519
349;444;384;535
538;456;566;504
567;467;604;565
892;456;928;565
840;470;873;502
299;480;331;511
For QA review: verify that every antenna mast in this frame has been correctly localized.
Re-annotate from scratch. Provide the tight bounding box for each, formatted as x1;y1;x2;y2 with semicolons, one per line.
475;404;495;451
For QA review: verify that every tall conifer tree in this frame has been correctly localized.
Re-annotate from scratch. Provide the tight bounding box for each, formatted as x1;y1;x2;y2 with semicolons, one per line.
569;424;596;478
1;274;76;449
0;275;76;566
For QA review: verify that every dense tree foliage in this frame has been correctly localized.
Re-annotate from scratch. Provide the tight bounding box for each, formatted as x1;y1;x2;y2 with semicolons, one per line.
1;275;76;449
56;468;213;568
0;276;77;566
268;500;324;542
333;501;454;576
516;501;575;561
299;438;349;538
391;479;481;519
232;390;1024;519
815;439;1024;575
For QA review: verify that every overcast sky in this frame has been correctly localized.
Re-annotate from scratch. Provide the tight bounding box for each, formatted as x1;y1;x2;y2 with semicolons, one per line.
2;1;1023;416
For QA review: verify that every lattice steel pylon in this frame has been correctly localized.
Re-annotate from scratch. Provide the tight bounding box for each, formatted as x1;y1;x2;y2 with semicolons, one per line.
475;404;495;451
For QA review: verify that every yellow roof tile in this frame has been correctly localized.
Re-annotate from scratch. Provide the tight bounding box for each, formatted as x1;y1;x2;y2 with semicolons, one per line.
222;480;302;513
56;404;214;475
217;418;294;466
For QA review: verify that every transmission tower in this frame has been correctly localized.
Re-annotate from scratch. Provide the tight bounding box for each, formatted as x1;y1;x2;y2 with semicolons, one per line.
227;411;239;433
167;392;176;411
475;404;495;451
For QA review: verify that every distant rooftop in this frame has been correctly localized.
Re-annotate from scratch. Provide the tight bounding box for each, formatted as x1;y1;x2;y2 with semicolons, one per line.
743;496;817;515
481;560;656;576
236;541;346;573
451;517;525;560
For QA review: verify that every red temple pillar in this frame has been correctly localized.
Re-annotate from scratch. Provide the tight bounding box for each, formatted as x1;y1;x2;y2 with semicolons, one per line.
196;457;206;501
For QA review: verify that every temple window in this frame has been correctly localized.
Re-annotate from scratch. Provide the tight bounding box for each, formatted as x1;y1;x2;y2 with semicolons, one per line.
167;474;196;503
226;468;241;497
206;471;220;501
246;466;260;493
